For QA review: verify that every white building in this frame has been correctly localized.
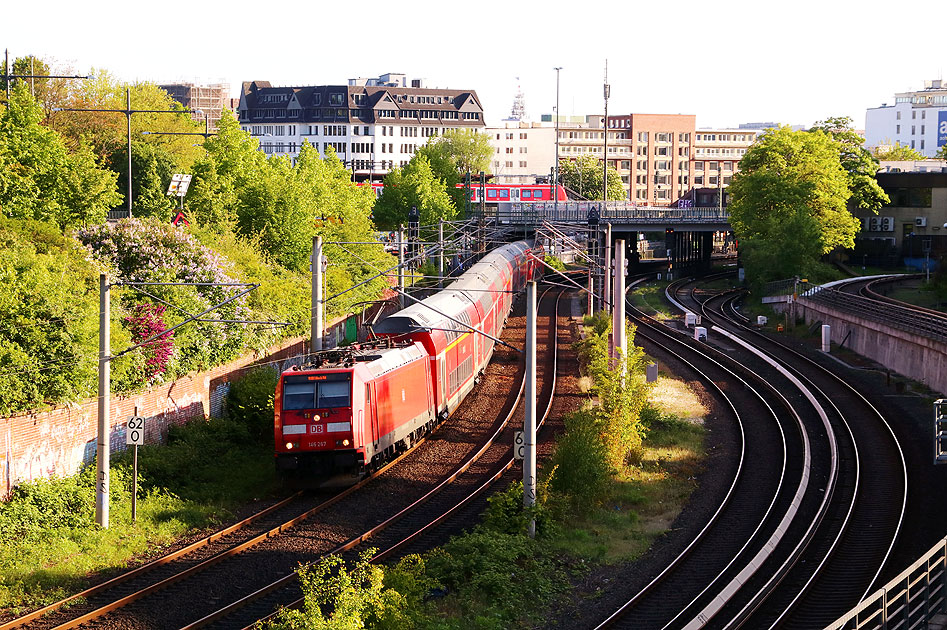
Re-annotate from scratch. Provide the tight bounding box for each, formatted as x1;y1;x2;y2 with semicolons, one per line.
237;74;485;180
865;79;947;158
485;121;556;184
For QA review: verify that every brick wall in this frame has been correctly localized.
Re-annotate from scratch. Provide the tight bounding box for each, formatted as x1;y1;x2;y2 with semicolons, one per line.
1;300;399;499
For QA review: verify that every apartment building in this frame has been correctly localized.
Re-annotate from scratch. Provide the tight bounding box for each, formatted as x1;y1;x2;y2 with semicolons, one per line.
236;73;485;180
486;121;555;183
865;79;947;158
691;128;762;205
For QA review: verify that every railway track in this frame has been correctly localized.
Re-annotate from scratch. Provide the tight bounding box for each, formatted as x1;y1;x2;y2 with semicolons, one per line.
678;277;906;628
1;288;566;630
591;278;812;629
591;272;907;629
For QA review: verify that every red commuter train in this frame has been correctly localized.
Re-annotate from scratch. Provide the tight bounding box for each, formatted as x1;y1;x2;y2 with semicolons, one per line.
366;182;568;204
274;240;543;479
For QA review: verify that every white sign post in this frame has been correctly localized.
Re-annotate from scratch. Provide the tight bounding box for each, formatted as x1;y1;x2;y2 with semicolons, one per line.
126;415;144;522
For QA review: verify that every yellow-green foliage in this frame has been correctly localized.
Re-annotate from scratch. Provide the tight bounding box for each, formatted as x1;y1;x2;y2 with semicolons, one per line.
574;311;654;469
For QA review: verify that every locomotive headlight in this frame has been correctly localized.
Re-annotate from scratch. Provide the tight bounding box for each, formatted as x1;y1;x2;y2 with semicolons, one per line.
336;439;351;447
314;414;321;422
285;442;294;450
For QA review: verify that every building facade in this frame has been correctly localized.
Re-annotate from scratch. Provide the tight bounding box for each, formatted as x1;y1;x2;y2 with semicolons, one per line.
486;121;555;183
865;79;947;158
507;113;760;206
160;82;232;131
237;74;485;181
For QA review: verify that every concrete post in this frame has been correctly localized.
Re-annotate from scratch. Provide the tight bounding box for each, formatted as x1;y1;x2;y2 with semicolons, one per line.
96;274;110;528
524;281;537;538
312;236;324;353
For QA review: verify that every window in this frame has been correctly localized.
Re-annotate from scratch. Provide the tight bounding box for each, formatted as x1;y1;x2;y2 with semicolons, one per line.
897;125;901;134
637;132;649;142
329;93;344;106
522;190;532;199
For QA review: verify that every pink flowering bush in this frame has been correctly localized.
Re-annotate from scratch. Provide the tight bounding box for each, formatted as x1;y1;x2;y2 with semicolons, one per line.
123;303;174;384
77;218;250;382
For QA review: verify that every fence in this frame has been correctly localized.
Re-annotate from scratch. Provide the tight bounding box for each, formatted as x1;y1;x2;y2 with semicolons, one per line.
826;537;947;629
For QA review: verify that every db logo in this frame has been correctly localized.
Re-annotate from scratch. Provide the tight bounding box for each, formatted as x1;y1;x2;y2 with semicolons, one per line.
310;425;324;434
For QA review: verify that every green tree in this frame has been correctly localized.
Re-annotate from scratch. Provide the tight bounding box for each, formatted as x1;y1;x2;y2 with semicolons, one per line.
810;117;889;212
0;83;121;229
728;125;859;287
874;141;927;161
936;144;947;160
415;129;493;210
558;154;625;201
373;155;455;231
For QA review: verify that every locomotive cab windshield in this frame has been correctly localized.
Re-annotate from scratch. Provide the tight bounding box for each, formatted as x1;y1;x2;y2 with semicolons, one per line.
282;373;352;409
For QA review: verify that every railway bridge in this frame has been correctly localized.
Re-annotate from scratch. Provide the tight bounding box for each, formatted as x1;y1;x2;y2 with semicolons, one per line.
489;200;733;276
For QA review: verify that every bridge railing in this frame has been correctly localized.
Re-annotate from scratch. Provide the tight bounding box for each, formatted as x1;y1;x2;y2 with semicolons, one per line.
493;202;730;225
825;536;947;629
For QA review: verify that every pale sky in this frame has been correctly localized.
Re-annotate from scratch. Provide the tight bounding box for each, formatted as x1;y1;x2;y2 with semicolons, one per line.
5;0;946;131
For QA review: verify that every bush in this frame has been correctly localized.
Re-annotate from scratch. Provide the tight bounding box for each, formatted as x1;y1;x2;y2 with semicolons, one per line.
76;218;251;384
0;218;128;414
548;409;612;506
425;529;567;624
226;366;279;443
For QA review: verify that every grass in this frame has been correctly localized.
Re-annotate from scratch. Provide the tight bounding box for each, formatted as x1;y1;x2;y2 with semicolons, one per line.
550;375;705;565
629;281;675;319
0;416;279;614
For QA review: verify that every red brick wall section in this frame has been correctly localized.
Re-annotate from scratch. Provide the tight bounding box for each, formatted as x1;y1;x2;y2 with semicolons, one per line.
1;301;398;499
1;335;310;499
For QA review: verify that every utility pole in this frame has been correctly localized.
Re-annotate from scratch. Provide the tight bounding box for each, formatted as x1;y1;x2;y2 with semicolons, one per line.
613;239;626;370
524;280;537;538
603;62;610;205
312;236;324;353
398;225;405;310
604;223;612;314
96;274;111;528
438;220;445;289
554;66;562;216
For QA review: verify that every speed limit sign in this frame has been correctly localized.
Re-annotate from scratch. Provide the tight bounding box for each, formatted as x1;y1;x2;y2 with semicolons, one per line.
126;416;145;446
513;431;525;460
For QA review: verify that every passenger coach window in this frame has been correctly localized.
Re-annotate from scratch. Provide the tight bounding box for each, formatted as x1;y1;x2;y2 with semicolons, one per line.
318;381;351;408
283;382;315;409
522;190;532;199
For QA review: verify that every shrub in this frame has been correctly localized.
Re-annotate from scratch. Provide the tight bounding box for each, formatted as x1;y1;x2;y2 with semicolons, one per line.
548;409;612;506
76;218;251;383
226;366;279;443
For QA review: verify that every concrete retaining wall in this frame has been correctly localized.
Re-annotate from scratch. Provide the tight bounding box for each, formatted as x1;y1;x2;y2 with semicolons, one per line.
797;298;947;396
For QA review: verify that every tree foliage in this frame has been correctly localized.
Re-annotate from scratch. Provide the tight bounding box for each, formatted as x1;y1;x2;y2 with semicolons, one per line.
0;84;122;229
873;141;926;161
728;125;860;286
190;115;393;317
372;154;456;231
0;219;122;414
558;154;625;201
810;117;889;212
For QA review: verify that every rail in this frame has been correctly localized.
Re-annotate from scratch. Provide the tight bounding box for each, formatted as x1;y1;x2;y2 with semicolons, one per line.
493;201;730;225
825;536;947;629
801;287;947;343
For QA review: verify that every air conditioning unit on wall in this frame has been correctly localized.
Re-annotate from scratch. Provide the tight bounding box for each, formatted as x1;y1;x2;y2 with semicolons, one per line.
881;217;895;232
916;217;927;227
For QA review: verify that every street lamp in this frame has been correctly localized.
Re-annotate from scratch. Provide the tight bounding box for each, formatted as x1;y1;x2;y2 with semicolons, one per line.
554;66;562;213
603;61;610;204
3;48;89;100
52;87;192;218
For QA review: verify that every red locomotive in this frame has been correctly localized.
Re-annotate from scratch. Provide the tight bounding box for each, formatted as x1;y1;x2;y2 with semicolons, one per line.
274;240;543;478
